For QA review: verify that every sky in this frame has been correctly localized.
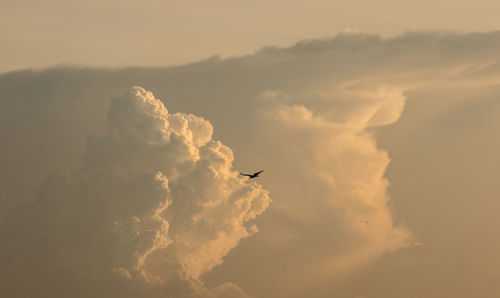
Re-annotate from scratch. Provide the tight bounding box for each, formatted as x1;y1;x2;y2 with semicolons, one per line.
1;2;500;298
2;0;500;72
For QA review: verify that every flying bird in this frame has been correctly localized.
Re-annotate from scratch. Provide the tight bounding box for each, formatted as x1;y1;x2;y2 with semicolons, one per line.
240;170;264;179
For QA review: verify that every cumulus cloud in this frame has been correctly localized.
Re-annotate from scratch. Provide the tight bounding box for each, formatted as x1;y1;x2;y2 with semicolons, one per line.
220;86;411;297
0;87;269;297
1;31;500;298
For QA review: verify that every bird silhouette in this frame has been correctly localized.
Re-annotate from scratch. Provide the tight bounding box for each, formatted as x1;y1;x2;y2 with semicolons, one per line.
240;170;264;179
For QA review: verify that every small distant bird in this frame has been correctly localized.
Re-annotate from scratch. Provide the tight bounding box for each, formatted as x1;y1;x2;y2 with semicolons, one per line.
240;170;264;179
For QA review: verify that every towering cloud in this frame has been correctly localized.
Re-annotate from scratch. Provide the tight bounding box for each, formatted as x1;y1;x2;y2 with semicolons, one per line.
215;86;410;297
0;87;269;297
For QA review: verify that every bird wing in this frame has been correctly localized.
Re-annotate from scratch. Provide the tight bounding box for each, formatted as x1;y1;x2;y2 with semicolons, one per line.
253;170;264;175
240;172;252;177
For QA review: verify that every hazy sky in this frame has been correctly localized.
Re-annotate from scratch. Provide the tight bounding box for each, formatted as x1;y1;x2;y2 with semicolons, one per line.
1;2;500;298
2;0;500;72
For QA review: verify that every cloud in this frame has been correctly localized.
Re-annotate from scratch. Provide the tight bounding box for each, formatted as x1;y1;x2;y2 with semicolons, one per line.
223;86;411;297
1;31;500;298
0;87;269;297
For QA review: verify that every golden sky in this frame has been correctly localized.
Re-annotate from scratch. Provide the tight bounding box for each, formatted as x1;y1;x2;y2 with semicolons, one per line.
1;0;500;72
1;2;500;298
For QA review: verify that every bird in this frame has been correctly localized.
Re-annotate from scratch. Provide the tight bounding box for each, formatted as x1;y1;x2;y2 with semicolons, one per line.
240;170;264;179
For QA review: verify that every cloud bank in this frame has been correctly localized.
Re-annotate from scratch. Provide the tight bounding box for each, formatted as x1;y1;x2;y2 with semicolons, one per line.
1;31;500;298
